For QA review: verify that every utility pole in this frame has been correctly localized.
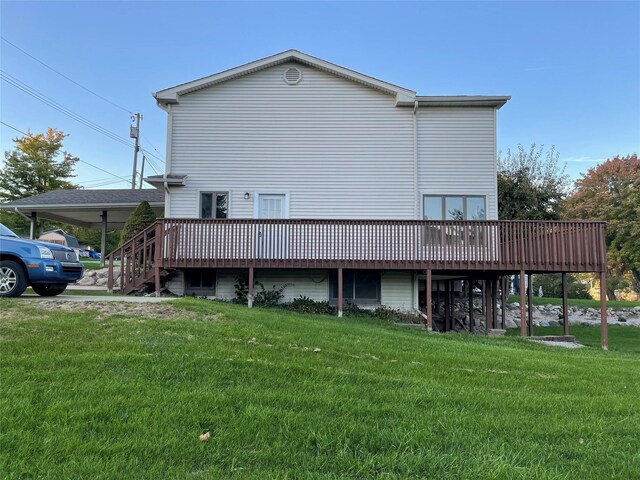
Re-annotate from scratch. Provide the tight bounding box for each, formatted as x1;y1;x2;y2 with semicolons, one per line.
130;113;141;189
139;154;146;189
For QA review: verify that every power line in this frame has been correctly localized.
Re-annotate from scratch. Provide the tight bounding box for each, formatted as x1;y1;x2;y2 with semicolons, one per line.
140;133;165;163
0;120;28;135
1;70;135;149
1;36;133;114
0;119;133;186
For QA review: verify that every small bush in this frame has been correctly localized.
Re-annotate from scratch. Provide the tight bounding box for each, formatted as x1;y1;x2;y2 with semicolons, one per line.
233;275;249;304
254;282;292;307
371;306;400;321
286;296;335;315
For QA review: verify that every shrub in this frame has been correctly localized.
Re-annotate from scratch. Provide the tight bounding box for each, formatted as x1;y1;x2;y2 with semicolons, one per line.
286;296;335;315
233;275;249;304
120;201;157;245
253;282;292;307
371;306;400;321
532;273;591;299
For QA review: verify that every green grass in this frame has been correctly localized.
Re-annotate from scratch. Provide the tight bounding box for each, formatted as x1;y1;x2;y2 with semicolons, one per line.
506;325;640;354
507;294;640;309
79;259;105;270
1;299;639;479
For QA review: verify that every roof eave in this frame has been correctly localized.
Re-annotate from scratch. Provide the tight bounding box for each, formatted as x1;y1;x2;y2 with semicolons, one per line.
406;96;511;109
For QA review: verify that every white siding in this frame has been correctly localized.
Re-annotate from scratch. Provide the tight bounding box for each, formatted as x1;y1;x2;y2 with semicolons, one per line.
417;108;498;220
166;269;185;296
215;269;329;303
381;271;415;311
167;62;415;219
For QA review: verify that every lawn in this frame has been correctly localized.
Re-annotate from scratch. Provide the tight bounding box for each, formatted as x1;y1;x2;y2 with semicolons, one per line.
506;294;640;309
1;298;638;479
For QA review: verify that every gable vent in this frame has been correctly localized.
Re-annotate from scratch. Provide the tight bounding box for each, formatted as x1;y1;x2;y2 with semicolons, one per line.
283;67;302;85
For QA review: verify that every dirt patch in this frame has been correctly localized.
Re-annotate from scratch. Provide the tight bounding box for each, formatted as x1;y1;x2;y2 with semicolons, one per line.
27;300;216;321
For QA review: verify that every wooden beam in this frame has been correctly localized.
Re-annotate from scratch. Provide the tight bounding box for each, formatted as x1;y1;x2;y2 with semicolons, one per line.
425;270;432;331
337;268;343;317
248;267;254;308
501;276;506;329
527;273;533;336
520;270;526;337
562;272;569;336
100;210;107;267
468;279;475;333
444;280;451;331
600;271;608;350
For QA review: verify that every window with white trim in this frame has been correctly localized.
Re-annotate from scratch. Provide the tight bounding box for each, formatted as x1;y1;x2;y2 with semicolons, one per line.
200;192;228;219
423;195;486;221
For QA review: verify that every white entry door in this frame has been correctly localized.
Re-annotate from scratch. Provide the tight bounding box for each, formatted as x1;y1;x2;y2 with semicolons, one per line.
258;194;286;219
256;193;288;259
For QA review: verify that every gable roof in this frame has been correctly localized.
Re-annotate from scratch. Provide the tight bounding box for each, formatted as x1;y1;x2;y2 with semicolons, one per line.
154;49;417;106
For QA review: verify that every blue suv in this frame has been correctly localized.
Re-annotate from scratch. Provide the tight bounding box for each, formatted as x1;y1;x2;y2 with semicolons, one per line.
0;223;84;297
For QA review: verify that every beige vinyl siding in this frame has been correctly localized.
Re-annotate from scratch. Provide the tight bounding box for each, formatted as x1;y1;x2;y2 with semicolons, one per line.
215;269;329;303
167;62;415;219
165;270;185;296
381;271;415;311
417;107;498;220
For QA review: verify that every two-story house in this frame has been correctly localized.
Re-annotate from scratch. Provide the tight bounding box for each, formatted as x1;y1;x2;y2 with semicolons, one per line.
110;50;607;344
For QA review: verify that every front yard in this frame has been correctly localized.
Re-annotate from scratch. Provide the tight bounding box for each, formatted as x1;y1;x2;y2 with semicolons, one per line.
1;298;638;479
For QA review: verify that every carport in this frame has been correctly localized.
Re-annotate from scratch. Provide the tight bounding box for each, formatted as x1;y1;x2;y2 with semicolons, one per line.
0;189;165;265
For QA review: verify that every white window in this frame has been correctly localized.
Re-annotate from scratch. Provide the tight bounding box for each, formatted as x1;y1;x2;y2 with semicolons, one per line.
255;193;289;219
423;195;486;221
200;192;228;219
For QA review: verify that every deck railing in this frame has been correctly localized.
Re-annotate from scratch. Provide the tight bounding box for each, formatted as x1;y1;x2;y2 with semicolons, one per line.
153;218;607;273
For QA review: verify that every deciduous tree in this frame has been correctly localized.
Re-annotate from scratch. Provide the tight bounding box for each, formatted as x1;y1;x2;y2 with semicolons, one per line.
498;144;569;220
565;154;640;297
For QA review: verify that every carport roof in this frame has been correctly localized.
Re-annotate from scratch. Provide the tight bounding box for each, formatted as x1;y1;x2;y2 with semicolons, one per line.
0;189;165;228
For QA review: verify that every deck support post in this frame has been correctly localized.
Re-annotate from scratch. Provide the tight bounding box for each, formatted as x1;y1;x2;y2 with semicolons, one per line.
600;271;608;350
519;270;526;337
527;273;533;336
425;270;432;331
337;268;343;317
486;278;493;332
562;272;569;336
248;267;254;308
444;281;451;331
100;210;108;267
468;279;475;332
481;280;486;315
449;280;455;330
501;276;506;330
493;277;499;330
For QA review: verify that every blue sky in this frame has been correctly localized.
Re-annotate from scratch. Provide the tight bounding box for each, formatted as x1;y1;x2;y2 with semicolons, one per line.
1;1;638;188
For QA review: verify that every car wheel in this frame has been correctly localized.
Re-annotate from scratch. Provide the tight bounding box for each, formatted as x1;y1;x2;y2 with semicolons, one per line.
0;260;28;298
32;284;67;297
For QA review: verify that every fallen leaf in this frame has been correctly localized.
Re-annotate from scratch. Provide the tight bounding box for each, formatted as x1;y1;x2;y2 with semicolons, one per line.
313;348;321;353
199;431;211;442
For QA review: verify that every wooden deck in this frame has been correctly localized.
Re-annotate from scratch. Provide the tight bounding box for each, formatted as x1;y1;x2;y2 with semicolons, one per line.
107;218;609;349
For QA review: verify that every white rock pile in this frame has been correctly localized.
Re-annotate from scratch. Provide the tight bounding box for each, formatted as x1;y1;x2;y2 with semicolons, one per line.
75;268;120;287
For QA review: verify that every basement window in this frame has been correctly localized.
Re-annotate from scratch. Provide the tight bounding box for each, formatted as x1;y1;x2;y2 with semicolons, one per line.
185;269;216;295
329;270;381;305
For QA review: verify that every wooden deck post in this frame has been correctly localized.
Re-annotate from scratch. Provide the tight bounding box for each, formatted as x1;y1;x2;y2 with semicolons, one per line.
154;222;162;297
600;271;608;350
519;270;526;337
337;268;343;317
468;279;475;332
562;273;569;336
527;273;533;336
444;280;451;331
100;210;107;267
248;267;254;308
425;270;432;331
486;278;493;332
493;278;499;330
501;276;506;329
107;253;113;294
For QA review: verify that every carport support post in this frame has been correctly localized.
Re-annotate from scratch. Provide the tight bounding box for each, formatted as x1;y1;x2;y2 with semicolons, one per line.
600;271;608;350
425;270;432;331
248;267;254;308
29;212;37;239
337;268;343;318
519;270;526;337
100;210;107;266
562;273;569;336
